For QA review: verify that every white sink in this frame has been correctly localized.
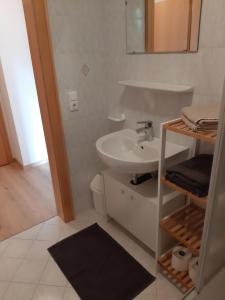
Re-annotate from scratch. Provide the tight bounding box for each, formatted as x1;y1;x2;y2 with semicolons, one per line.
96;129;188;174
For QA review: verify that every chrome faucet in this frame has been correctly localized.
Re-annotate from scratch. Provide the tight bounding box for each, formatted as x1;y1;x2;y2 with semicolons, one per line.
136;121;153;142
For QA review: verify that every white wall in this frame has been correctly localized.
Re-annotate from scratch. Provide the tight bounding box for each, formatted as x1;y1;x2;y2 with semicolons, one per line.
0;60;22;163
0;0;48;166
47;0;225;213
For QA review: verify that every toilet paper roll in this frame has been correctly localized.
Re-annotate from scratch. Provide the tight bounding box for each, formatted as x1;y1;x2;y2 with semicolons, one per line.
189;257;199;284
171;246;192;272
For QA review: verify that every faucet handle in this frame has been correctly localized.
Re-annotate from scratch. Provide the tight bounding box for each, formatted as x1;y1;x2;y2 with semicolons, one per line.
137;121;153;128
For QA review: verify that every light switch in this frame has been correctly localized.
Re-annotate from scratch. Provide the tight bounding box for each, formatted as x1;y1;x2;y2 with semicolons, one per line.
68;90;78;101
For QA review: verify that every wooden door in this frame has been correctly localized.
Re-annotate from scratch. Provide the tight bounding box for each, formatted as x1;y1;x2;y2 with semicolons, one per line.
154;0;190;52
145;0;155;52
0;103;12;166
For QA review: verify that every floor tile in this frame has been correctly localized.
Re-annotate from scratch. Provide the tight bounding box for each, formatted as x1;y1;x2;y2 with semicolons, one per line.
135;282;158;299
1;283;36;300
0;209;183;300
36;224;62;242
0;282;10;299
26;240;52;261
157;274;182;300
58;224;78;241
158;297;182;300
70;210;97;232
32;285;64;300
0;257;23;281
77;210;97;223
2;239;33;258
135;293;157;300
63;287;80;300
45;216;64;226
0;240;9;257
13;259;47;284
40;258;67;286
128;244;156;275
13;224;42;240
99;222;134;251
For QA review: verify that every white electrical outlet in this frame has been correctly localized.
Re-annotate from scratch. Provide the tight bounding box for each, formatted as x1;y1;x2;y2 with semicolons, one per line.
67;90;79;112
69;100;79;112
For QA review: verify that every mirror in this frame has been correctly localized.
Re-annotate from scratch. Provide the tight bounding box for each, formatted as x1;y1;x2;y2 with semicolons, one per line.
126;0;202;54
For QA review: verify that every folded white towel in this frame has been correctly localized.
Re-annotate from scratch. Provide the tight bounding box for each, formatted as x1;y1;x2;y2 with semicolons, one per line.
182;102;219;131
182;115;218;131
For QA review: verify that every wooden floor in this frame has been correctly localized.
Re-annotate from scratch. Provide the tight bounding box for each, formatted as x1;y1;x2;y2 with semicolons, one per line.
0;162;56;241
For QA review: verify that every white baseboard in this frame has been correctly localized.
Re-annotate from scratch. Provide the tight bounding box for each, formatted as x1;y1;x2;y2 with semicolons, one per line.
22;159;49;170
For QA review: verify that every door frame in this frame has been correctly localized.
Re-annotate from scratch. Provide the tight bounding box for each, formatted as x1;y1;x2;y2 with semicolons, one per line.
0;101;13;166
22;0;75;222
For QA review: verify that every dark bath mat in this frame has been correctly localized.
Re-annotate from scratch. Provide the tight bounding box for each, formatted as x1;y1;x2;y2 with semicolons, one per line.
48;223;155;300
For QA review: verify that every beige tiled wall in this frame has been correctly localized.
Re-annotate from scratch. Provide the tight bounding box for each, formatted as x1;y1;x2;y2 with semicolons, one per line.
47;0;109;213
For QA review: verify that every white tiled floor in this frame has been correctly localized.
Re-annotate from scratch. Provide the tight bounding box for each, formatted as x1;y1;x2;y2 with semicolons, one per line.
0;210;182;300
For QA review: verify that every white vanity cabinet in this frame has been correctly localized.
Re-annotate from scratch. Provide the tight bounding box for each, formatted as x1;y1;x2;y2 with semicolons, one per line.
104;172;157;249
103;170;184;251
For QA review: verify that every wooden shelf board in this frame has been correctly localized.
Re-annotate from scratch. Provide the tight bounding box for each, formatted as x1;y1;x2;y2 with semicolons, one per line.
164;119;217;144
161;177;207;207
159;250;194;294
160;204;205;255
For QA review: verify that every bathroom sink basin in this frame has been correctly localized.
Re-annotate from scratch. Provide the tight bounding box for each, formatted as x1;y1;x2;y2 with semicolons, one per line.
96;129;188;174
